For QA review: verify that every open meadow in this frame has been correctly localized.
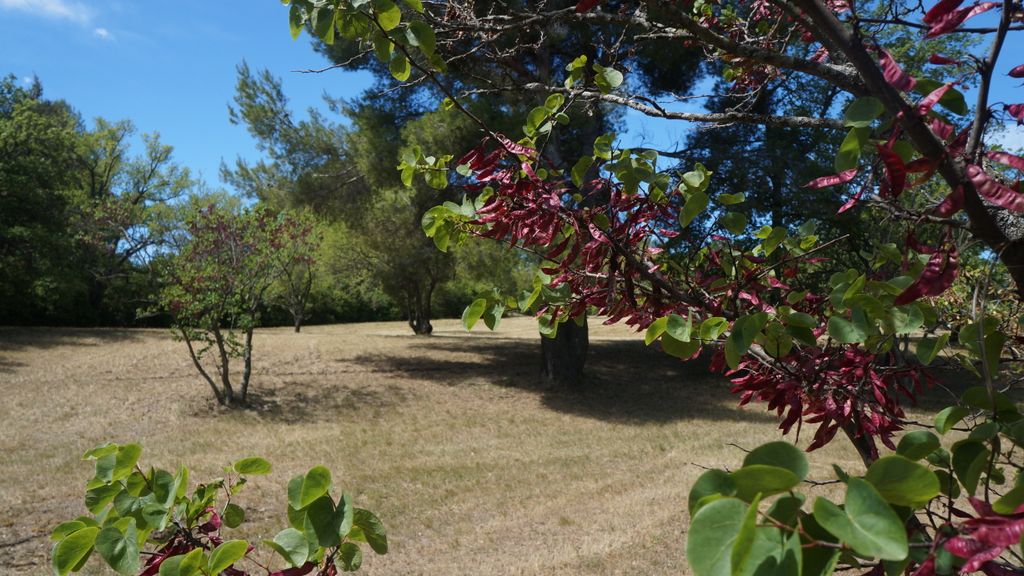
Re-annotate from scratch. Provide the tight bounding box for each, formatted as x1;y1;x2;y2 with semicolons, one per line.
2;317;937;575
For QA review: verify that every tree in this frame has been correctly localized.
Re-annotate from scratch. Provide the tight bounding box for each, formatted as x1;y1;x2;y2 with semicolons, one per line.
160;204;314;406
269;209;323;332
0;74;192;326
0;75;89;324
309;0;704;385
284;0;1024;573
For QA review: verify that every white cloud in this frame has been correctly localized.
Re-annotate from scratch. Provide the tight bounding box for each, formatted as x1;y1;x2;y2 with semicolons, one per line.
93;27;111;39
0;0;91;23
993;123;1024;152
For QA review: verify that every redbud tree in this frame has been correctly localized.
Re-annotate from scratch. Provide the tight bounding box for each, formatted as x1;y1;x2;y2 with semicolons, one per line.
282;0;1024;574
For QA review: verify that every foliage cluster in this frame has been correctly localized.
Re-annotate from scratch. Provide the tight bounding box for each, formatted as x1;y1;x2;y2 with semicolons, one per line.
51;443;386;576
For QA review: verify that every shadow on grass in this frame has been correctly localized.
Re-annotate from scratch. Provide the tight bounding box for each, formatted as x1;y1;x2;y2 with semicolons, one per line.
237;380;413;424
349;335;777;426
0;327;147;375
0;327;145;352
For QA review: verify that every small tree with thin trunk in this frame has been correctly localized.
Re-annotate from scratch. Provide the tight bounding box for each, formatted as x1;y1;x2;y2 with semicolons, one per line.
161;204;308;406
270;210;321;332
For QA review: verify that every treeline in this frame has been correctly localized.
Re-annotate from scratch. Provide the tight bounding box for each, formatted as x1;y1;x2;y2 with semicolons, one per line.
0;73;532;329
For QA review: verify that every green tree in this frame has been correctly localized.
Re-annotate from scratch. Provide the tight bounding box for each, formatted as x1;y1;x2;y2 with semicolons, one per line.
160;204;314;406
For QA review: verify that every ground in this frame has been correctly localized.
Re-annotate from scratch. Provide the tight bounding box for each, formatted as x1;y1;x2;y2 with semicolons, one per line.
2;317;885;575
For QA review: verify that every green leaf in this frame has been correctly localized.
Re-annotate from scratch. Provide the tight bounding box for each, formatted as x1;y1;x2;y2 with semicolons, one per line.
545;93;565;111
571;155;593;188
865;456;940;508
717;192;745;205
388;52;411;82
725;312;768;369
718;212;747;235
52;526;99;576
700;317;729;342
661;332;701;359
288;3;305;39
95;521;140;575
338;542;363;571
835;127;869;172
730;465;800;502
679;191;709;228
686;498;747;576
593;65;624;93
406;21;435;57
915;334;949;366
730;494;763;575
288;466;332;510
645;317;667;346
223;503;245;529
372;0;402;30
593;133;615;160
351;508;388;554
51;521;87;542
766;493;806;528
233;457;271;475
951;440;989;496
742;441;809;482
844;97;885;128
665;313;692;342
307;495;343;547
993;485;1024;515
813;478;908;561
896;431;940;461
461;298;487;330
158;548;204;576
934;406;970;434
688;469;736;516
265;528;309;567
828;313;868;344
207;540;248;575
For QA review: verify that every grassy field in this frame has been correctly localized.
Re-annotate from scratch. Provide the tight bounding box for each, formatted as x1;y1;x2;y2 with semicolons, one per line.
1;317;885;574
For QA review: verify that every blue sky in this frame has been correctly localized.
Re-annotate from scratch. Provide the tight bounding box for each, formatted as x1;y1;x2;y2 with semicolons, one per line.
0;0;1020;193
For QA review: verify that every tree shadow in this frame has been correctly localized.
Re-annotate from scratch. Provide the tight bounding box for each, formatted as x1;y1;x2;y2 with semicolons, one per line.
189;378;413;425
349;335;777;426
0;327;145;352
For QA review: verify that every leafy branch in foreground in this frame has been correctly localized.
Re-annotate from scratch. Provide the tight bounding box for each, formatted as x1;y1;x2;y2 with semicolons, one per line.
52;443;386;576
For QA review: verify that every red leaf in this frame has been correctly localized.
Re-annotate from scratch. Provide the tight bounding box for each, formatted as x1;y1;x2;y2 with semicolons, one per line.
804;168;858;189
837;187;864;214
495;134;536;158
1007;104;1024;124
877;145;907;198
893;244;959;305
917;82;954;115
924;0;964;23
1009;64;1024;78
878;50;916;91
575;0;600;12
929;54;961;65
966;164;1024;211
987;151;1024;171
927;2;999;37
934;185;964;216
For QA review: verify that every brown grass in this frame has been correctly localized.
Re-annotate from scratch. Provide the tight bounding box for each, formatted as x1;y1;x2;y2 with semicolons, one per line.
0;317;920;575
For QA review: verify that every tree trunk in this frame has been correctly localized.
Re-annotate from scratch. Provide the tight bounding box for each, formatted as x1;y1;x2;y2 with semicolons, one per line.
540;315;589;388
212;327;235;406
407;283;434;335
293;313;303;333
240;326;254;405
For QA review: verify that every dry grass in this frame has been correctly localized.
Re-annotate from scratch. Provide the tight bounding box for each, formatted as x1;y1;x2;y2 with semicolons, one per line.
1;317;890;575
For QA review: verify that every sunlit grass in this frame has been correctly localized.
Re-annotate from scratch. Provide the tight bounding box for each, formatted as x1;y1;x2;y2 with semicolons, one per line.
1;318;876;575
